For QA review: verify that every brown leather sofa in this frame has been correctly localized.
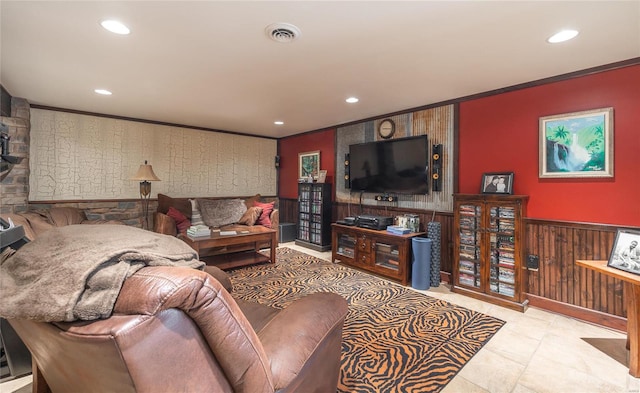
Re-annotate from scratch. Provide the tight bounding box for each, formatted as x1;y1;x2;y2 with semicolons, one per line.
1;207;123;240
8;266;348;393
154;193;279;243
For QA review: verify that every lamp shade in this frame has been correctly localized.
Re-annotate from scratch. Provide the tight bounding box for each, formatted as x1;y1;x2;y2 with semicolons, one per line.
131;162;161;181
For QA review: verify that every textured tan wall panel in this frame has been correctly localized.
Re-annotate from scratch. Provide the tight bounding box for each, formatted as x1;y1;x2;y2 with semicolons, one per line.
29;109;276;200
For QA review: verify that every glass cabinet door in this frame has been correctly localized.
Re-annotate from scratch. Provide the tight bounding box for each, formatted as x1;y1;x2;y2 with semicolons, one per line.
297;184;310;241
488;205;516;297
336;232;356;258
458;204;481;288
374;242;400;272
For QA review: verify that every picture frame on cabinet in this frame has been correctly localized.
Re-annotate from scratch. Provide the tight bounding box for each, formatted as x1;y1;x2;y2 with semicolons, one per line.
317;170;327;183
608;229;640;275
298;150;320;179
481;172;513;194
539;107;614;178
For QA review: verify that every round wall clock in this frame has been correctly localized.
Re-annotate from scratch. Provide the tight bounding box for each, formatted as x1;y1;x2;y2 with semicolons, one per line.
378;119;395;139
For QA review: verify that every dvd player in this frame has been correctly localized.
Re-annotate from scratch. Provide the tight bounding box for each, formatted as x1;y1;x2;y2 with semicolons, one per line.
355;215;394;230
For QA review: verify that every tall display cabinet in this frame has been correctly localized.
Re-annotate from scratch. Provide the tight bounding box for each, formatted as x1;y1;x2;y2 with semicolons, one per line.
295;182;332;252
453;194;529;312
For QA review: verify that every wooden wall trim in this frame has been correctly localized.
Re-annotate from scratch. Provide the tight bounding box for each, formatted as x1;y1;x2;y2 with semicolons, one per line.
281;58;640;137
30;199;144;204
526;293;626;333
30;104;277;140
526;217;639;232
31;195;280;205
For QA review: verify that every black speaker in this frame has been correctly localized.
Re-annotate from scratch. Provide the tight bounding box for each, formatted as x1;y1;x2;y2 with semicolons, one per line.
274;155;280;169
432;144;442;192
344;153;351;189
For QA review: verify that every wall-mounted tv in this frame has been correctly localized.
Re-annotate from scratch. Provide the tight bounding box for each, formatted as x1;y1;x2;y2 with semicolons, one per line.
349;135;428;194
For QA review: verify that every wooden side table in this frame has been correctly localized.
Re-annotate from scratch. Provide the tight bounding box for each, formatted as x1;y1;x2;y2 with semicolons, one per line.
576;259;640;377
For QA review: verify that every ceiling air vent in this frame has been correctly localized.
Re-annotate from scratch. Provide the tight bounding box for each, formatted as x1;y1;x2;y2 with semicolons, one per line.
265;23;301;43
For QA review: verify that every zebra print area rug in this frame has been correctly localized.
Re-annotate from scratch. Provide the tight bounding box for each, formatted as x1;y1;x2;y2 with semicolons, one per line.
227;247;504;392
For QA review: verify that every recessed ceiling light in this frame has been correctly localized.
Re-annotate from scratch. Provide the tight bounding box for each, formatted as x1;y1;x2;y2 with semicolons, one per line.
94;89;112;95
274;121;284;125
100;20;130;35
346;97;359;103
547;29;578;43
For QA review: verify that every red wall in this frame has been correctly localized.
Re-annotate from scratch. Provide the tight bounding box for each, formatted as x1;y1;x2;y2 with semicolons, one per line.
278;128;336;199
459;65;640;226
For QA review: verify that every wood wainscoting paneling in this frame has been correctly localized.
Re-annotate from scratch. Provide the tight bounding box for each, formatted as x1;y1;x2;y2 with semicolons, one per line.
278;198;298;225
279;199;454;282
524;219;637;331
333;202;454;281
282;198;636;331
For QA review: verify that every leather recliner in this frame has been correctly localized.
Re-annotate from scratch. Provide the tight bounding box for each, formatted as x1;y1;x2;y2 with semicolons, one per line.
8;266;348;393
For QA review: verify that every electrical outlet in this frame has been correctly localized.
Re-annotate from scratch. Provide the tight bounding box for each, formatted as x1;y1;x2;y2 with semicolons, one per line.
527;255;539;271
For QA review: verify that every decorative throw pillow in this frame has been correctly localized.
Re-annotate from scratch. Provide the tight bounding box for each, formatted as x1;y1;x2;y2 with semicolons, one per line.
167;206;191;233
237;206;263;226
254;201;275;228
189;199;205;226
158;193;191;218
243;194;262;209
197;198;247;228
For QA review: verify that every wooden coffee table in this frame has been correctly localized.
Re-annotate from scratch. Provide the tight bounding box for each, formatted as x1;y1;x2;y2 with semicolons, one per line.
181;229;277;270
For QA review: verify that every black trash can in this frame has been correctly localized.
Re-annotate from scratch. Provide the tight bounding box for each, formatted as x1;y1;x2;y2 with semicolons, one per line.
412;237;432;290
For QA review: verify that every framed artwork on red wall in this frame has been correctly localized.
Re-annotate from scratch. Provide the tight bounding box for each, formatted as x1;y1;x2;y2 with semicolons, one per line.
539;107;614;178
298;150;320;179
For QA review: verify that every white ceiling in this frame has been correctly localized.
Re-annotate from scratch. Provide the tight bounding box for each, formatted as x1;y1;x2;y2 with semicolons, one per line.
1;1;639;139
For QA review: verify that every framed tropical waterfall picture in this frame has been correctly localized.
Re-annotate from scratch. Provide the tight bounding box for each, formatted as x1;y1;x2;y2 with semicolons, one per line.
539;107;613;178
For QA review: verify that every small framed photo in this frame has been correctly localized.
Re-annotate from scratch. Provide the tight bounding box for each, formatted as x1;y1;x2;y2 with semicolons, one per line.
608;229;640;275
298;150;320;179
481;172;514;194
317;169;327;183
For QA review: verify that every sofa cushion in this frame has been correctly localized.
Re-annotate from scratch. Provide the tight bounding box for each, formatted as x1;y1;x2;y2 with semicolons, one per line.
167;207;191;233
17;211;54;238
254;201;275;228
198;198;246;228
243;194;262;209
46;207;87;226
158;193;192;218
237;206;262;226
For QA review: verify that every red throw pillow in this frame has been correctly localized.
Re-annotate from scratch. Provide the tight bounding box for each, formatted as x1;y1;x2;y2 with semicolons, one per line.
167;206;191;233
254;201;275;228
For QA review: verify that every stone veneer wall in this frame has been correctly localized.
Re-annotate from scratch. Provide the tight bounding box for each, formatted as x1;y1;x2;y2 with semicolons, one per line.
1;98;30;214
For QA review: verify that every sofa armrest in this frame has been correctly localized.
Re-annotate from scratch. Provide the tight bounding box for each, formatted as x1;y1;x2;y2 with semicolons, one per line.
154;212;177;236
115;266;274;392
257;292;348;390
203;265;233;293
270;209;279;243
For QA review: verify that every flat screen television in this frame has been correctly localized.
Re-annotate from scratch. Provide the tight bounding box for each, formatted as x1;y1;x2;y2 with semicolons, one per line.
349;135;428;194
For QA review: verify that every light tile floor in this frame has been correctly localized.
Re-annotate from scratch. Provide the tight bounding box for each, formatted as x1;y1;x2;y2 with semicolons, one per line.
283;243;640;393
2;242;638;393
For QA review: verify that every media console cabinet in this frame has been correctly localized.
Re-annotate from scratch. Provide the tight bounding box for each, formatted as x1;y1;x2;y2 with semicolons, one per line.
331;223;425;285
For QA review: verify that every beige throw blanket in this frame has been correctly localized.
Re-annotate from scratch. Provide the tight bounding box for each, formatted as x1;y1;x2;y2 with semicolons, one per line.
0;225;203;322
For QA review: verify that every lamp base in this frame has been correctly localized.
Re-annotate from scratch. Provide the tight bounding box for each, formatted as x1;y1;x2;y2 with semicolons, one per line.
139;181;152;230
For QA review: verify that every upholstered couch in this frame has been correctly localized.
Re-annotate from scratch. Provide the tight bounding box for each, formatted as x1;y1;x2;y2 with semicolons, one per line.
9;265;348;392
154;193;279;243
1;207;123;240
